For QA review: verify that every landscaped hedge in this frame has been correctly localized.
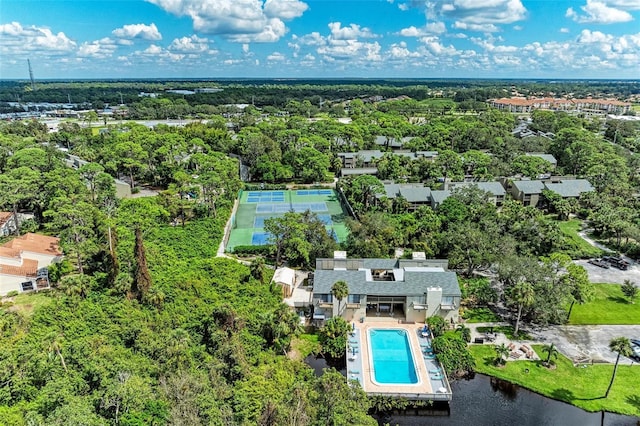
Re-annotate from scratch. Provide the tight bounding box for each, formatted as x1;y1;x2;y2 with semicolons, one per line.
243;183;287;190
233;245;274;256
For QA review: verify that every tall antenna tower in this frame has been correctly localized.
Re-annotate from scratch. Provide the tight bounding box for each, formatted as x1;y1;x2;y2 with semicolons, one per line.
27;59;35;91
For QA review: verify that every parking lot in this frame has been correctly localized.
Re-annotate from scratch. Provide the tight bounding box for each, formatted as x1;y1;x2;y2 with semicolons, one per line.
529;325;640;365
575;259;640;285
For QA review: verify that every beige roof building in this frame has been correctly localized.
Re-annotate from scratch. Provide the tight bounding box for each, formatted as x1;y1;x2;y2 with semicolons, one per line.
0;233;63;295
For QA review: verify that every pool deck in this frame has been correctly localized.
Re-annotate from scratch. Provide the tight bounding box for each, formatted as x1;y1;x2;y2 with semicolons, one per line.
346;320;452;402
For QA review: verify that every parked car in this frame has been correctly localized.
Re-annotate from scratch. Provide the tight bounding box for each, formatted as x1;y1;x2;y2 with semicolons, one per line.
631;339;640;347
630;343;640;361
588;259;610;269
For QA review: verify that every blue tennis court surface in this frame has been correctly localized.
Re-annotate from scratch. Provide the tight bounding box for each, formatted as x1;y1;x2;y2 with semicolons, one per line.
256;202;327;214
246;190;285;203
254;214;332;228
251;232;272;245
297;189;333;196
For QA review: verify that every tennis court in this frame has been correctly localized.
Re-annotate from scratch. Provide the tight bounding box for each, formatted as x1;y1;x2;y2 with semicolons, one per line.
251;232;271;245
226;189;351;252
256;202;327;214
246;190;285;203
254;214;332;228
297;189;333;196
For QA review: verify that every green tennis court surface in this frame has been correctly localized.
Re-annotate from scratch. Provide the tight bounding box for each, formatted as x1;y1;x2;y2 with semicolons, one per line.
226;189;350;252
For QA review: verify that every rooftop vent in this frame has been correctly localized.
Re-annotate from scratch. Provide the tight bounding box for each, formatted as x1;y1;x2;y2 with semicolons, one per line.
412;251;426;260
333;250;347;260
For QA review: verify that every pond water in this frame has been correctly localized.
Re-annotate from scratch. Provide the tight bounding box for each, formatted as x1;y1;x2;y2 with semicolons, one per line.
304;355;640;426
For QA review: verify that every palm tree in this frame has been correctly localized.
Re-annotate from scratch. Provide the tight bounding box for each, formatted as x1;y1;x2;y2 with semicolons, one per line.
250;257;268;285
494;343;510;366
331;280;349;316
621;280;638;304
456;324;471;343
542;343;559;367
565;264;593;321
46;332;68;373
58;274;92;299
510;281;535;338
605;337;632;398
144;287;165;308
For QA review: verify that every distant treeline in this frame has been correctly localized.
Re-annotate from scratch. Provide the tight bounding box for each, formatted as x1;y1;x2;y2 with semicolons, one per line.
0;79;638;108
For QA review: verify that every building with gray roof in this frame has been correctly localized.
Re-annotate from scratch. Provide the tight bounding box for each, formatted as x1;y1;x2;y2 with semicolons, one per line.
430;190;451;209
447;181;507;206
543;179;594;198
525;153;557;169
506;177;594;207
509;180;546;206
312;253;460;324
380;183;432;210
374;136;414;149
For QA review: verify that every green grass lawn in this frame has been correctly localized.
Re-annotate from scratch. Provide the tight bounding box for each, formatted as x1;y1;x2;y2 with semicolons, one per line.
1;291;54;318
290;333;321;360
470;344;640;416
569;283;640;325
476;325;532;340
461;307;501;323
557;219;604;259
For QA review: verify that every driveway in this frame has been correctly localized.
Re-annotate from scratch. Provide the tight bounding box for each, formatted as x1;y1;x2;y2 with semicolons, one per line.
574;229;640;285
527;325;640;365
575;260;640;285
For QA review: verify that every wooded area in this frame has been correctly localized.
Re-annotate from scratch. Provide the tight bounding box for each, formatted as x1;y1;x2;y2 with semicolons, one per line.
0;79;639;423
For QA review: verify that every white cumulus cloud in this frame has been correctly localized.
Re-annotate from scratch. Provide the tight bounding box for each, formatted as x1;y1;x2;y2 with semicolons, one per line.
112;23;162;40
328;22;378;40
78;37;118;58
168;35;210;52
433;0;526;25
145;0;308;42
453;21;499;32
566;0;634;23
266;51;286;61
398;21;446;36
0;22;76;56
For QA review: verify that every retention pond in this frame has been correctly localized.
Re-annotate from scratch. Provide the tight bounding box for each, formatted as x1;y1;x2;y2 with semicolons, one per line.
304;356;640;425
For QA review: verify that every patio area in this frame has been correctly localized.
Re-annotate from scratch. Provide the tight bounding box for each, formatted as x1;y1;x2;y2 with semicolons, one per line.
346;320;452;401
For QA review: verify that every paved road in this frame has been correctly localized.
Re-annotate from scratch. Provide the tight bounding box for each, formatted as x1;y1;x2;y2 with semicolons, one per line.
575;230;640;285
576;259;640;285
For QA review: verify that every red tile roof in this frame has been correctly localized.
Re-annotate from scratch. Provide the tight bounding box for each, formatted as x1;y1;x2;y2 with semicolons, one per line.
2;233;63;256
0;212;12;227
0;246;21;259
490;97;630;108
0;258;38;277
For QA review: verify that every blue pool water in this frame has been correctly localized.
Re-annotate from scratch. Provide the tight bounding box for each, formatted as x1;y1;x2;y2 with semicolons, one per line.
369;329;418;384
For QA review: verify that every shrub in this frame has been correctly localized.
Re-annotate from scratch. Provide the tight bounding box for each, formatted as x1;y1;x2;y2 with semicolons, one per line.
427;316;446;337
460;277;497;306
6;290;19;297
432;334;475;375
233;245;274;256
243;183;287;191
318;317;350;359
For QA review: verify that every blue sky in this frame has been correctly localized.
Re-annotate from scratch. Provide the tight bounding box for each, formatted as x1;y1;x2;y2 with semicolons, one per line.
1;0;639;79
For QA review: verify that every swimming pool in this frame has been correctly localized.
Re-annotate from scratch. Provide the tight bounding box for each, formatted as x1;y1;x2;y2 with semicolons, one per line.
369;329;419;385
